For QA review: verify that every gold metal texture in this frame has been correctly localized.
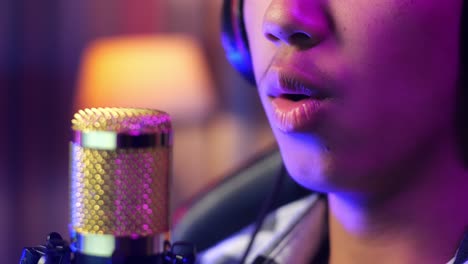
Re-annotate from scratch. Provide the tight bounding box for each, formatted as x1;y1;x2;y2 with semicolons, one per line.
70;144;170;237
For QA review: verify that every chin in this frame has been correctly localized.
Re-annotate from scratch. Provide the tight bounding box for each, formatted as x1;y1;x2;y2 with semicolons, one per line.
274;128;376;195
274;130;337;193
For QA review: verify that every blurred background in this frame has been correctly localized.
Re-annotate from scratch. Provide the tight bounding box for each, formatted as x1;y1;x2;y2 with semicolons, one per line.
0;0;275;262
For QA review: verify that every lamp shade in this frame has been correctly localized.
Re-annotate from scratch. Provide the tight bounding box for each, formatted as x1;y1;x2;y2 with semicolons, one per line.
75;35;216;123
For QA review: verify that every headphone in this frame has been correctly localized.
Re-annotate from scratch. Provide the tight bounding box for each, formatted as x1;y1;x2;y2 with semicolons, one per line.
221;0;255;84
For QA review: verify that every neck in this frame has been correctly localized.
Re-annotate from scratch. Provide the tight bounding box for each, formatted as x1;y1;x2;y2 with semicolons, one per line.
328;139;468;264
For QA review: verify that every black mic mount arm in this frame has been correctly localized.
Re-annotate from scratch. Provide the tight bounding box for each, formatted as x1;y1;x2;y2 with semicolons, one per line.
19;232;196;264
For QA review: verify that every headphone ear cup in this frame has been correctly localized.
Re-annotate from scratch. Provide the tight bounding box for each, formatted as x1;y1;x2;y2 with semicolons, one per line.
221;0;256;84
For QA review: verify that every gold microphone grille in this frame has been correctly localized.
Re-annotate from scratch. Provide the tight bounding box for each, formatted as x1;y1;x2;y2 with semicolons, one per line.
71;107;171;134
70;107;172;237
70;146;170;236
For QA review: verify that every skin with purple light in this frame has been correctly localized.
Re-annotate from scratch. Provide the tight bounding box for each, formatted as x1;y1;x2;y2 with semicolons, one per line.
244;0;468;263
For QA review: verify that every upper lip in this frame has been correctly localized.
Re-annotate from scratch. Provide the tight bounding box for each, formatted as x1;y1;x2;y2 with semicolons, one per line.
266;70;331;100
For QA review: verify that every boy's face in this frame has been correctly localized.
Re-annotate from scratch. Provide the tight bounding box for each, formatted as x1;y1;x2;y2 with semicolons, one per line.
244;0;462;194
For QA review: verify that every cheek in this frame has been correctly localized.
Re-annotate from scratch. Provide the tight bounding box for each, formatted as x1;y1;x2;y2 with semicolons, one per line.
331;0;460;84
318;0;462;179
329;0;460;136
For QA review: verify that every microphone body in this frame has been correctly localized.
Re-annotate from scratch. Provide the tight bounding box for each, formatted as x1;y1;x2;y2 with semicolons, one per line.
20;108;196;264
70;108;172;262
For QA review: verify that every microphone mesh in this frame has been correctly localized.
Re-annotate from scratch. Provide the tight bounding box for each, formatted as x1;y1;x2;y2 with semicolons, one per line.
72;107;171;134
70;107;171;237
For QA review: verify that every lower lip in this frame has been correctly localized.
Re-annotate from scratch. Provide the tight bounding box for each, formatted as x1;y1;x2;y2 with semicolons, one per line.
270;96;330;132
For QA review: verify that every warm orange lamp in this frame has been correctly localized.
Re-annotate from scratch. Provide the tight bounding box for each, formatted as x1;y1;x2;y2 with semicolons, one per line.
75;34;216;123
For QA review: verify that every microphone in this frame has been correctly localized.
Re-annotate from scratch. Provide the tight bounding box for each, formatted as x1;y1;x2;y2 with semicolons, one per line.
19;107;196;264
69;107;172;263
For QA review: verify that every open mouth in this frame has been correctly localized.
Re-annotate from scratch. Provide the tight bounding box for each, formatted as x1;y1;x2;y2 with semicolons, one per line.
281;93;310;102
280;93;328;102
271;74;330;102
267;74;333;132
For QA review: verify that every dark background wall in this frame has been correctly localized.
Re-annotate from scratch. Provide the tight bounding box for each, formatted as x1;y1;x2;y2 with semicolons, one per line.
3;0;77;261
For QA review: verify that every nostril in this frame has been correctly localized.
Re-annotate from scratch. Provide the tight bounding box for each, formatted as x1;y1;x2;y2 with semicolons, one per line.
265;32;280;42
289;32;311;42
264;29;319;48
288;32;317;48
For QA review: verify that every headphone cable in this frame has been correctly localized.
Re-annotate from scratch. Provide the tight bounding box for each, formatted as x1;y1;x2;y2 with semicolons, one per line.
239;163;287;264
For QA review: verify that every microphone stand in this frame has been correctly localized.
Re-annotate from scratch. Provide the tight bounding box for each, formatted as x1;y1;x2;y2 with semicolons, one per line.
19;232;196;264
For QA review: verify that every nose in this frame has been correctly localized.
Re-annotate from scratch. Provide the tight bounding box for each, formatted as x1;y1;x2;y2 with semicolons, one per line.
262;1;327;49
